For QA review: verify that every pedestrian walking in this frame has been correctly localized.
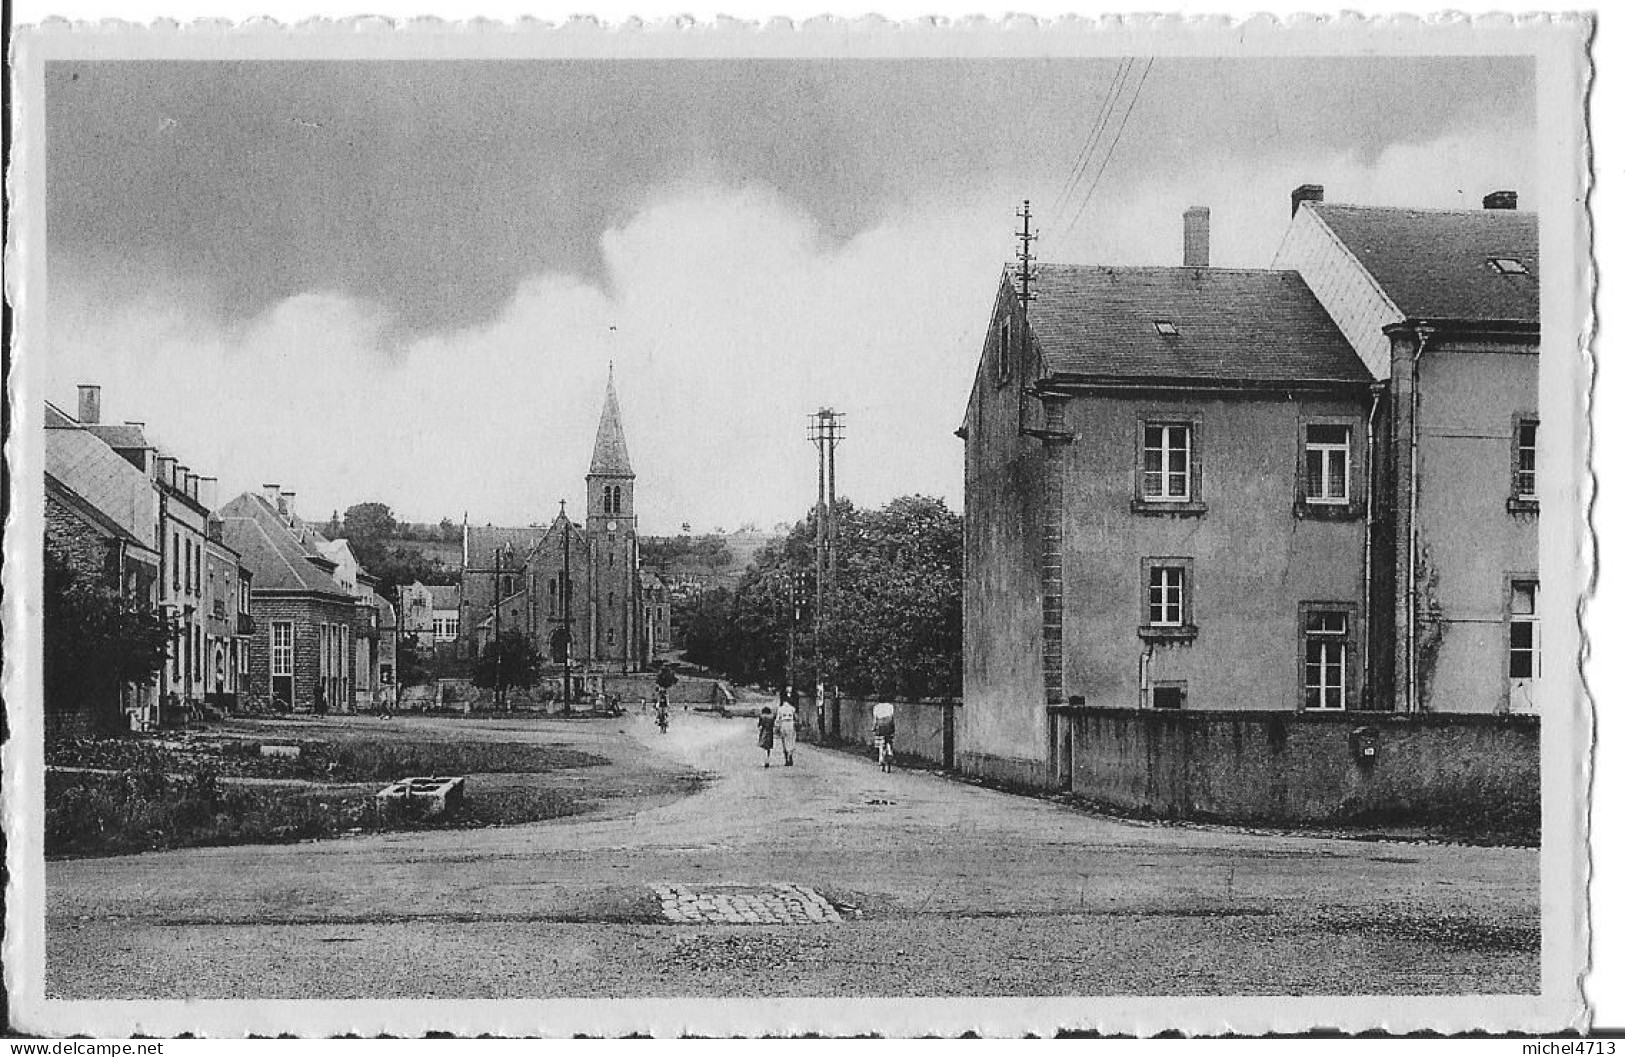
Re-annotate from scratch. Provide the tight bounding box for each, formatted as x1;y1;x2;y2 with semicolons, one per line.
757;704;776;768
776;690;798;767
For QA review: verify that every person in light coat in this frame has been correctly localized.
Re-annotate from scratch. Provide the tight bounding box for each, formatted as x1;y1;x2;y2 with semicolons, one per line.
775;690;799;767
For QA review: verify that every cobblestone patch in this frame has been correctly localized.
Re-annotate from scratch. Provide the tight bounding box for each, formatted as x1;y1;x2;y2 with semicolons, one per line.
650;883;842;925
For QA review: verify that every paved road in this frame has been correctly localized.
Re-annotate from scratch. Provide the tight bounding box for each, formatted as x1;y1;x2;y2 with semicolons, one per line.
47;711;1537;998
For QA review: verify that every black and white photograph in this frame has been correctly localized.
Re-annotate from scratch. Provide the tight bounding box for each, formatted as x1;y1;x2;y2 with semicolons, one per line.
4;14;1596;1038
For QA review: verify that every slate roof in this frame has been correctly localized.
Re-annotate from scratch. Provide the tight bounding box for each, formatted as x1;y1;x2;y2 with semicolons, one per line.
589;374;634;477
44;413;159;549
1309;204;1539;325
466;525;546;571
84;423;152;451
217;492;351;597
428;584;461;610
1023;265;1371;386
45;472;157;556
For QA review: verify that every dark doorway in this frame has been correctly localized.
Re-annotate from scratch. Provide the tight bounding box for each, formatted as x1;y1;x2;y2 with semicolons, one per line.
550;628;571;664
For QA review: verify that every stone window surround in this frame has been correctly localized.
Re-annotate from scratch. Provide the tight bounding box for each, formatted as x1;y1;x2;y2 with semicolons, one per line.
1133;411;1207;517
1139;556;1197;643
1295;412;1367;521
1298;600;1358;711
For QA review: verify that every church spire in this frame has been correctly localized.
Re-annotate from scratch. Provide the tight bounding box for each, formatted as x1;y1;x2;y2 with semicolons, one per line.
589;370;634;478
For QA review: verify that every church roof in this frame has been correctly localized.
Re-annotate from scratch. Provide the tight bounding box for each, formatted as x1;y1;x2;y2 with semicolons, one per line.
588;373;634;477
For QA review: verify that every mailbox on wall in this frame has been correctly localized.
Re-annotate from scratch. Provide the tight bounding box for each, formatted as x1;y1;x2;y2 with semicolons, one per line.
1350;725;1380;765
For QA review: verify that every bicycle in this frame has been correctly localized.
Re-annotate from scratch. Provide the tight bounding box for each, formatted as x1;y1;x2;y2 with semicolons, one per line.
875;730;895;772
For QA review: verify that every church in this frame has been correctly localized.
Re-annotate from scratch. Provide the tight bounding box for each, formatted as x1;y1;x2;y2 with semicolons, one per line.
458;373;672;675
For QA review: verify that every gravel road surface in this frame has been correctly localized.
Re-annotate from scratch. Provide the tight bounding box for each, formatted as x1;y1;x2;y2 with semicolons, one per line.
46;711;1537;998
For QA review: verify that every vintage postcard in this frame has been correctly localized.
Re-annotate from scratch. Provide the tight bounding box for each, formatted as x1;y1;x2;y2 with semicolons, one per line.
3;13;1595;1038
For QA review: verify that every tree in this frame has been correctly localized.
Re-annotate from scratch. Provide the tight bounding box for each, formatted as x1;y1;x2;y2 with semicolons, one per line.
471;630;542;692
683;496;962;701
342;502;398;544
44;542;170;726
438;517;459;542
395;635;432;689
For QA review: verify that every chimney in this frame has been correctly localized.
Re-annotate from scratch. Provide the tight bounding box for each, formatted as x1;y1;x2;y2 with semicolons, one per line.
263;483;282;510
178;467;192;500
1291;183;1325;216
282;491;298;522
156;455;176;489
200;476;219;510
187;473;200;502
1182;206;1211;268
1483;190;1518;211
124;420;145;430
76;384;102;425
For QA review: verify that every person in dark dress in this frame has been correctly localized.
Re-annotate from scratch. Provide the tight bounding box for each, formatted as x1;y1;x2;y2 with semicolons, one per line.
757;705;776;768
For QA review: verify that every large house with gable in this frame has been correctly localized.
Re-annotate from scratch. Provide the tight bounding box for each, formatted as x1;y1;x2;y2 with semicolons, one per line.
959;187;1539;788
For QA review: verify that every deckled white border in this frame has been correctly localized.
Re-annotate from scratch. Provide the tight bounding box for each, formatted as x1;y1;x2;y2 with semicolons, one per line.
3;13;1595;1038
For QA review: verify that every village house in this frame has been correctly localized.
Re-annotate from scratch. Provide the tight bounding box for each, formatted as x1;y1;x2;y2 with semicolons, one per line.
218;486;362;713
958;209;1374;788
47;387;254;729
398;581;437;646
314;535;389;708
1274;186;1540;714
43;404;164;733
959;189;1540;794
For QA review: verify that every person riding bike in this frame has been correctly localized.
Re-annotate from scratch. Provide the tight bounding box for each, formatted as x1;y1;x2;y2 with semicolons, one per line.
872;701;896;772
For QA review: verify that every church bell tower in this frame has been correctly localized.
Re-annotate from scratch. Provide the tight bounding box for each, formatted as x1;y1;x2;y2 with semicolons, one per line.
585;369;639;668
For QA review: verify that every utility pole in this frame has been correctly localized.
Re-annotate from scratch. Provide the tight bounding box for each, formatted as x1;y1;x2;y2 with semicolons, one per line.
806;407;845;736
462;545;510;710
561;499;574;708
1016;199;1038;306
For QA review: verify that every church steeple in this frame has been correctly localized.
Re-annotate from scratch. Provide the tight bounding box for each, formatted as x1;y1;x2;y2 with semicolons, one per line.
589;368;634;478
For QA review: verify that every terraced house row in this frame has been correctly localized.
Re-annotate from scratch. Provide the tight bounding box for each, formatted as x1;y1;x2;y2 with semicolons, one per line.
43;389;397;733
959;186;1540;792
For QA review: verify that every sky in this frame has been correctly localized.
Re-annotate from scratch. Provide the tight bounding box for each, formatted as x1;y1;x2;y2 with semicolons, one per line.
44;56;1537;533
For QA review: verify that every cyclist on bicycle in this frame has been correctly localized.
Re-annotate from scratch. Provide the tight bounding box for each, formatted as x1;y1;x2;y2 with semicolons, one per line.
872;701;896;772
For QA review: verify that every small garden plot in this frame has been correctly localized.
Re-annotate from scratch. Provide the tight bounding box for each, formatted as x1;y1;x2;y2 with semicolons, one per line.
45;728;607;858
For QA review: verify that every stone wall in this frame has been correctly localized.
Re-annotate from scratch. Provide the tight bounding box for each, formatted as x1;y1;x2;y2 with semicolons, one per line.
821;697;960;769
1067;707;1538;834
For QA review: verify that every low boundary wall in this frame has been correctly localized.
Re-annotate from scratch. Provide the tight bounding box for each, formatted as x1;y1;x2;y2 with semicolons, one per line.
1067;708;1539;836
816;697;961;769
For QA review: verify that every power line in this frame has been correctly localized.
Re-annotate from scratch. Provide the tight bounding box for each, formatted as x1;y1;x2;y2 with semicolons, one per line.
1059;57;1155;243
1048;58;1132;222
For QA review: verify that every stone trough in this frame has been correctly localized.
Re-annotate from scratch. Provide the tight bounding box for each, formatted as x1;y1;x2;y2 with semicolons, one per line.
375;775;467;819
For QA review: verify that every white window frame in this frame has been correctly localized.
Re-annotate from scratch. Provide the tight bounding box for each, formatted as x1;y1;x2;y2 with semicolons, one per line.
271;621;294;678
1142;424;1193;502
1515;420;1538;501
1304;610;1349;711
1305;424;1352;505
1147;566;1185;627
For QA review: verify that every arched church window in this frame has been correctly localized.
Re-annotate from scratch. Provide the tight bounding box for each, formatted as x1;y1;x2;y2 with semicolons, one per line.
612;486;623;514
602;486;613;514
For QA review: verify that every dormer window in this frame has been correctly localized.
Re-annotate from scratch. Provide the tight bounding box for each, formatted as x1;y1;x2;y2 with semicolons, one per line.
1490;257;1528;275
1154;320;1179;337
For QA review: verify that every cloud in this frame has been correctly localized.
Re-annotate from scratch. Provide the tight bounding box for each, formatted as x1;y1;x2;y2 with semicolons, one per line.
44;127;1530;535
46;184;1008;534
